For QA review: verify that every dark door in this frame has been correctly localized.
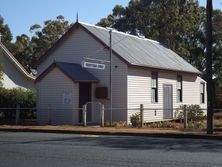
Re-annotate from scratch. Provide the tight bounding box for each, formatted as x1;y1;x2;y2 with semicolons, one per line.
163;84;173;119
79;83;92;122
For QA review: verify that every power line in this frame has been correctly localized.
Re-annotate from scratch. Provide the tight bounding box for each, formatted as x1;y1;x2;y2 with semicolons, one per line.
83;29;129;61
112;34;129;47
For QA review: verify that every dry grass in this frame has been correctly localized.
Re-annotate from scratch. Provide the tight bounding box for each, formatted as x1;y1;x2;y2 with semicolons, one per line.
144;119;207;130
214;112;222;119
214;112;222;128
145;121;181;129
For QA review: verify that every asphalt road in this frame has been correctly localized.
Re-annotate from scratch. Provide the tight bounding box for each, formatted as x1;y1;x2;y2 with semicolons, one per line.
0;132;222;167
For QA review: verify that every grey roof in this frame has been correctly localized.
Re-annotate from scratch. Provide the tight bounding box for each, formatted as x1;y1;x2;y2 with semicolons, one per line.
56;62;98;82
80;22;201;74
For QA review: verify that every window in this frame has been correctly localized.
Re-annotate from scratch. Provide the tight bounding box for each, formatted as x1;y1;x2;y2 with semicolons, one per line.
177;75;183;102
200;83;205;103
151;72;158;103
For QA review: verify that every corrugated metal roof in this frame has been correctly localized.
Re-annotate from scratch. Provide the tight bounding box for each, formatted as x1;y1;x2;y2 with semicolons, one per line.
80;22;201;74
56;62;99;82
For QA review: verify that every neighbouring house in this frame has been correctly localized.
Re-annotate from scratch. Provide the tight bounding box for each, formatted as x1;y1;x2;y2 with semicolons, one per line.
0;41;35;89
35;22;207;125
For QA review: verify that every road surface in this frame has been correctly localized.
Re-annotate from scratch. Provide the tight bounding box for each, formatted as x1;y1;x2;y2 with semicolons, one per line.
0;132;222;167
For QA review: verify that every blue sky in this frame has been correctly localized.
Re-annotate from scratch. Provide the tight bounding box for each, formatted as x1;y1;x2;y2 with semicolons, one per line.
0;0;221;40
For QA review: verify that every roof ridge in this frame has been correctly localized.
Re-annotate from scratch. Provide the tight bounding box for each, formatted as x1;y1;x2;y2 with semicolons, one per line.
79;21;159;44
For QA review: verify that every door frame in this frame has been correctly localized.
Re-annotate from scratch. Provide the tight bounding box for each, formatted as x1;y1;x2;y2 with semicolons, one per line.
163;84;173;119
78;82;92;123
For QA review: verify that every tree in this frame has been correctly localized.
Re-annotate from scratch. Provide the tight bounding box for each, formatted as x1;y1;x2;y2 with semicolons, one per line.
0;15;71;71
97;0;204;65
212;10;222;79
0;15;13;51
205;9;222;109
12;15;71;69
12;34;32;70
28;15;70;68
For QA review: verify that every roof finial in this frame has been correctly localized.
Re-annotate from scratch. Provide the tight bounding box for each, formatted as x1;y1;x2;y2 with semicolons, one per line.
76;12;79;23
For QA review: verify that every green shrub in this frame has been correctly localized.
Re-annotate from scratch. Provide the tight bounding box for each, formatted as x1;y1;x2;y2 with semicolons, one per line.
178;104;204;122
177;104;206;129
188;121;205;129
0;87;36;108
130;112;141;127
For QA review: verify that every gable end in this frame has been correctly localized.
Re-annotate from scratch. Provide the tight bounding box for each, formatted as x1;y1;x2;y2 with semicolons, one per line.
36;22;129;67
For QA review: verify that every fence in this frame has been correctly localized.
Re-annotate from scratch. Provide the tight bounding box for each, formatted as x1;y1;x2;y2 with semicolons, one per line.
0;104;222;132
115;105;208;129
0;105;36;125
127;107;222;130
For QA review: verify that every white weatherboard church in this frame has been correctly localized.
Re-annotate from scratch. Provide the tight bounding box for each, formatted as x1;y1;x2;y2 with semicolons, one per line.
35;21;207;125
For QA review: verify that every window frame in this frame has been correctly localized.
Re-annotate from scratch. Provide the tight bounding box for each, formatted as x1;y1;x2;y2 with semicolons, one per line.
177;75;183;103
200;82;205;104
151;72;158;103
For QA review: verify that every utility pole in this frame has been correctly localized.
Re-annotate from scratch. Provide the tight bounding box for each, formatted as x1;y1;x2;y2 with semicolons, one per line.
206;0;213;134
109;29;113;126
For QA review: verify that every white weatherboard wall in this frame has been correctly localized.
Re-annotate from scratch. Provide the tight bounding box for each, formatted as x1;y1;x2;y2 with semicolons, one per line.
0;51;34;89
37;27;128;122
36;67;78;125
127;66;207;123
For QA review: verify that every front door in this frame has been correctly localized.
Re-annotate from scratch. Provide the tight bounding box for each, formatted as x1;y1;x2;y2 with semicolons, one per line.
163;84;173;119
79;83;92;122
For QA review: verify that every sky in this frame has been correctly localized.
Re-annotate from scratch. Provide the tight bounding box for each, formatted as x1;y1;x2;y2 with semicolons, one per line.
0;0;221;40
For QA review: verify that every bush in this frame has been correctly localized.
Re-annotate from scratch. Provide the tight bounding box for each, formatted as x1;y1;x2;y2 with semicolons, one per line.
0;88;36;121
0;87;36;108
188;121;205;129
178;104;204;122
178;104;206;129
130;112;141;127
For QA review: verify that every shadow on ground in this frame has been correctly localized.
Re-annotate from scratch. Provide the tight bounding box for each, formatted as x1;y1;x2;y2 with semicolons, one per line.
71;136;222;153
2;132;221;153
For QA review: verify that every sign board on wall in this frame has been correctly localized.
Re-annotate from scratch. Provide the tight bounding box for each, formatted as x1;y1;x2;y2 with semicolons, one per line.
82;61;105;70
